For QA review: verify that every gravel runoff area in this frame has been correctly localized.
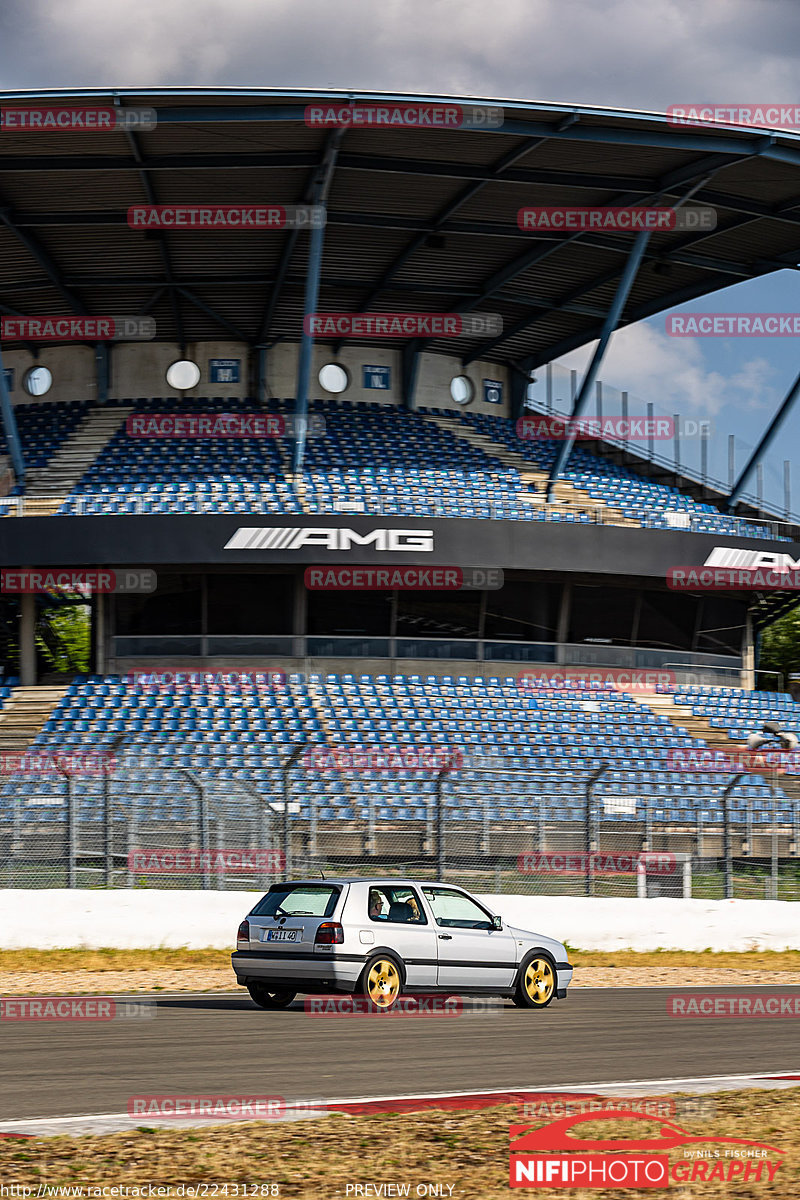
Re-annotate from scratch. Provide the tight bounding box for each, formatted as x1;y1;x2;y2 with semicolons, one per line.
2;966;800;994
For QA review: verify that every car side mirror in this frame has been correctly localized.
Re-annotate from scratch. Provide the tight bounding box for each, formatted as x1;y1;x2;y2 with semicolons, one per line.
492;915;503;930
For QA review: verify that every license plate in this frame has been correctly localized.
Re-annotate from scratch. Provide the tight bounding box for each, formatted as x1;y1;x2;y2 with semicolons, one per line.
265;928;299;942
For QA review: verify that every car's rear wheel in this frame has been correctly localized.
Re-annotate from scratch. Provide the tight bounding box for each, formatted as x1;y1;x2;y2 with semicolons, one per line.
513;953;556;1009
246;983;297;1010
359;954;404;1011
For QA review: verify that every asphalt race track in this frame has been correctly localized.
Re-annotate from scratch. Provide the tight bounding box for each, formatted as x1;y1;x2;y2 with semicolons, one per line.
2;987;799;1122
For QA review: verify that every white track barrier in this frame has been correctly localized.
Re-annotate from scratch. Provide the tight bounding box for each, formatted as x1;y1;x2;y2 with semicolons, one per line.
1;890;799;952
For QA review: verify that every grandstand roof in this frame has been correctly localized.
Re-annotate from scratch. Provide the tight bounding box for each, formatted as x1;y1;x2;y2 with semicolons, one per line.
2;88;800;362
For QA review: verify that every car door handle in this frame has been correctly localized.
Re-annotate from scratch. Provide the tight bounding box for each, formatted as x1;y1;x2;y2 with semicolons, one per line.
438;934;453;940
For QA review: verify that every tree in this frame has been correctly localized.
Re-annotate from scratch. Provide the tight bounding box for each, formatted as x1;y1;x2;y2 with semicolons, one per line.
35;604;91;675
758;604;800;687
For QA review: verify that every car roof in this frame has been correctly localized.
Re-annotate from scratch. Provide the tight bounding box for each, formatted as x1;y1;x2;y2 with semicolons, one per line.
277;877;451;887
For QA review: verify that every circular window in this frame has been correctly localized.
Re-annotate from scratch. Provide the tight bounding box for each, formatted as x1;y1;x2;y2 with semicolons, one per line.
318;363;349;394
165;359;201;391
23;366;53;397
449;375;475;406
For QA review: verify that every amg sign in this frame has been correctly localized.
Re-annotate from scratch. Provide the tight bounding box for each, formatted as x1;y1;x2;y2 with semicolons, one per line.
705;547;800;572
223;527;435;552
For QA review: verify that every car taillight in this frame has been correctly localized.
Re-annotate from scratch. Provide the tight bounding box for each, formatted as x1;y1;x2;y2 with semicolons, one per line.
315;922;344;945
237;919;250;945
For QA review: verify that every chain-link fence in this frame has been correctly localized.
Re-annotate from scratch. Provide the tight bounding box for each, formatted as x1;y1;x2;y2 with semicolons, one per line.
1;760;799;899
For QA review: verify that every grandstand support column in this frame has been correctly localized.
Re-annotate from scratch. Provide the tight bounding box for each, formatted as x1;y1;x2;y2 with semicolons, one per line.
95;594;105;676
19;593;36;686
95;344;109;406
293;573;307;657
556;583;572;664
726;364;800;511
401;342;421;411
509;366;529;422
256;346;268;405
0;343;26;489
293;212;326;475
545;230;651;502
742;610;756;690
293;130;344;474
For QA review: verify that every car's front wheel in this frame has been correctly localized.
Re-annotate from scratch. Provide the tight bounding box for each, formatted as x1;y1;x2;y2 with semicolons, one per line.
247;983;297;1010
513;953;556;1009
359;954;404;1011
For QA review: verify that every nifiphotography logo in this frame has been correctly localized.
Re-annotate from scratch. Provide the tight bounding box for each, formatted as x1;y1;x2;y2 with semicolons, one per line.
508;1106;784;1188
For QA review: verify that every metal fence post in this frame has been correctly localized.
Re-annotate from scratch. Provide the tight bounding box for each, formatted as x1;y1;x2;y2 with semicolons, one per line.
585;763;607;896
199;784;211;890
436;768;447;881
366;788;375;856
9;779;21;888
281;744;305;880
695;807;704;860
480;796;489;855
103;766;113;887
310;790;318;857
644;797;653;852
721;774;743;901
217;799;227;892
65;772;77;889
127;787;138;888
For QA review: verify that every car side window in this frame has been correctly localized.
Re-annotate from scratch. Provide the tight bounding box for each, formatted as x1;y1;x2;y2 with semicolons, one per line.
422;887;494;930
367;886;427;925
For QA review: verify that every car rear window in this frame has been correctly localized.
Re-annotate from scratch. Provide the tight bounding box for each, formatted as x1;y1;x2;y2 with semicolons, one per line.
250;884;341;918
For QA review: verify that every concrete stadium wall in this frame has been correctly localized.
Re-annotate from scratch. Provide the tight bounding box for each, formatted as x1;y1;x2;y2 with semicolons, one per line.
2;890;798;952
5;342;511;416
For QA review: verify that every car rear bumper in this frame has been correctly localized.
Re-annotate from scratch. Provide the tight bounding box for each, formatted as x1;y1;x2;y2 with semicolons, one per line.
232;949;364;990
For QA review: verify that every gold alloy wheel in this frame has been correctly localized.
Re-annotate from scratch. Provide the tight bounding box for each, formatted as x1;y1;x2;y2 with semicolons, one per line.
366;959;401;1008
524;957;555;1005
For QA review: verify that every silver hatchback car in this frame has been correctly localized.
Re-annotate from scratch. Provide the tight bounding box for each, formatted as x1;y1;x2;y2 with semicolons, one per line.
232;877;573;1011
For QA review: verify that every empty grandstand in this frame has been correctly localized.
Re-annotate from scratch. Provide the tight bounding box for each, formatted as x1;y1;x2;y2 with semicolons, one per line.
1;89;800;899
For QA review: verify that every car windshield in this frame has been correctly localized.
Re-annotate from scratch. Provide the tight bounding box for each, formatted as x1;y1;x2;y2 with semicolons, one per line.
250;884;340;918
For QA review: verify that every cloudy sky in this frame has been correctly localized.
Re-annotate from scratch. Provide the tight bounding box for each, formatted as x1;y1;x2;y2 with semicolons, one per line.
1;0;799;511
